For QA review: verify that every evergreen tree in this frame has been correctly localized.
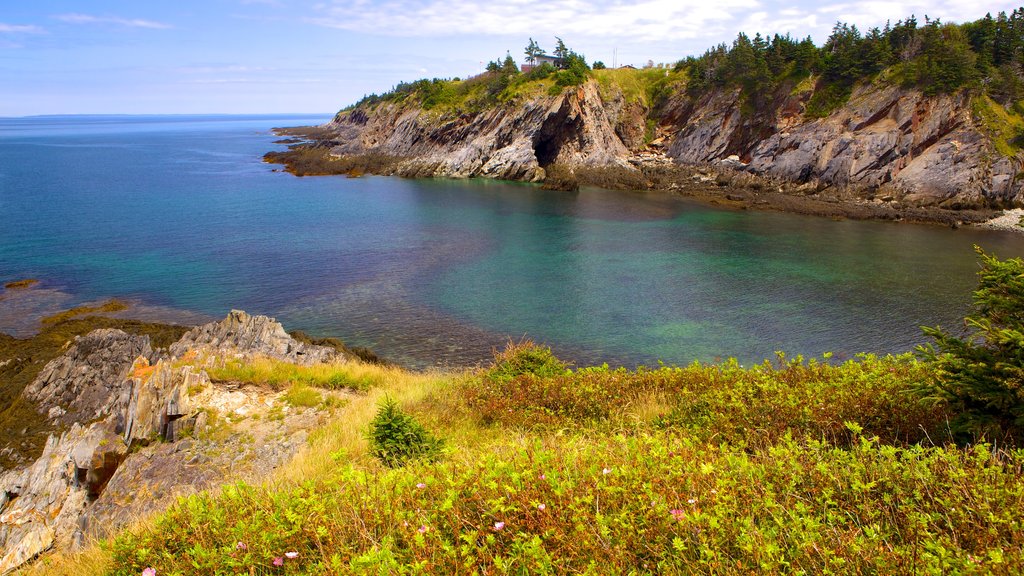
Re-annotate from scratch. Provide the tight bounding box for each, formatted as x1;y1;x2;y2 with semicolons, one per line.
918;248;1024;440
524;38;542;65
554;37;569;66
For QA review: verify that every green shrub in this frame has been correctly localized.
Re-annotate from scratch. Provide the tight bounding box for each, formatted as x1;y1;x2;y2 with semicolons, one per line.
484;340;569;384
804;82;853;118
367;398;444;468
109;434;1024;575
918;247;1024;440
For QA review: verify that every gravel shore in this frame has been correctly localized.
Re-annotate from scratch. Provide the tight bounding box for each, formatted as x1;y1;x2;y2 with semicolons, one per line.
975;208;1024;233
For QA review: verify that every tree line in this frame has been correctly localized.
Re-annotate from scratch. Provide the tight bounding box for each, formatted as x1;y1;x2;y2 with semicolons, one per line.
680;8;1024;116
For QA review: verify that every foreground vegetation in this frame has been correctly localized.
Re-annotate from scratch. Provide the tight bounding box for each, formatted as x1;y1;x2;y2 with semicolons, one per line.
16;253;1021;575
82;347;1021;575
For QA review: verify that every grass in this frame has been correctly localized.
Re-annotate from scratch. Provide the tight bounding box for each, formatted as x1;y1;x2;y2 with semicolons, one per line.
804;82;854;119
593;67;684;108
971;94;1024;158
24;340;1018;575
206;357;391;392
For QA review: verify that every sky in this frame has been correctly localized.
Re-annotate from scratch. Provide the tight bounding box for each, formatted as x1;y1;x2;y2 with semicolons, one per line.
0;0;1018;116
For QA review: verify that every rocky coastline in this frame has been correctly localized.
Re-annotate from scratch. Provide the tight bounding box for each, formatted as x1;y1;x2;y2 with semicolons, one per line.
266;76;1024;229
0;310;350;574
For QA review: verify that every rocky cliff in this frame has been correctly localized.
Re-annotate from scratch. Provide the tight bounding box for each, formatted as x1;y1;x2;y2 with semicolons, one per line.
288;74;1023;210
0;311;343;574
322;80;630;182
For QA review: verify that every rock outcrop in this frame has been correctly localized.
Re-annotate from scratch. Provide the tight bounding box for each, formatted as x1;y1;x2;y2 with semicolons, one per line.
169;309;338;365
300;77;1024;208
665;84;1019;208
24;329;151;428
0;311;345;574
324;81;632;182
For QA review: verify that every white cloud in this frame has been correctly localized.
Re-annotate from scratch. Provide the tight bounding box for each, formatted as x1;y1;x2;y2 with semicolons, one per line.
814;0;1020;26
0;23;44;33
305;0;761;42
53;13;173;29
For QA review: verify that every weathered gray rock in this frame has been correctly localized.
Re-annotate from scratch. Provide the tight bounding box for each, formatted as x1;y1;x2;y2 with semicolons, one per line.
24;329;151;428
0;310;343;573
665;83;1023;207
327;81;634;181
123;358;208;443
0;422;114;573
168;309;338;364
315;77;1024;208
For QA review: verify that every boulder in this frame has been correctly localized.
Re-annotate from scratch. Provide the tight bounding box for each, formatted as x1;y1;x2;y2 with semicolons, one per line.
168;309;338;364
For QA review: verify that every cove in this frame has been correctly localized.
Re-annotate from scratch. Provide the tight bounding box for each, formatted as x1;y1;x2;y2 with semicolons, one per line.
2;114;1023;368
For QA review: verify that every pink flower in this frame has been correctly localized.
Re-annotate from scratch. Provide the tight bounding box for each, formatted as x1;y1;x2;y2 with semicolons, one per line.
537;503;546;511
539;473;546;480
602;468;611;475
236;541;247;551
142;569;156;576
416;483;426;489
285;551;298;559
493;521;505;531
272;557;284;567
418;524;429;533
670;509;686;521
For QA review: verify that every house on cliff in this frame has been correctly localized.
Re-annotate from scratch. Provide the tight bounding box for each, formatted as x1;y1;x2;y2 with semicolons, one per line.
521;54;561;72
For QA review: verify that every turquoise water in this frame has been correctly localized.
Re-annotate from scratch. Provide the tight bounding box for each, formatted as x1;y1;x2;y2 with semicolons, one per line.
2;115;1024;367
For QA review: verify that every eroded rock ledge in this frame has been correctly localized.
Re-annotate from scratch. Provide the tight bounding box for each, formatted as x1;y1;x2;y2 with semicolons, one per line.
269;78;1024;214
0;311;344;574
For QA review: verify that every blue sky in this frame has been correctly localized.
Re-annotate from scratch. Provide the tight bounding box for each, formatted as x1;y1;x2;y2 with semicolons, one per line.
0;0;1017;115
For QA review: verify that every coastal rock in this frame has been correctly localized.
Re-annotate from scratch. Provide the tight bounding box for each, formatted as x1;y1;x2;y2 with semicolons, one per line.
168;309;338;364
0;310;343;573
123;357;208;443
304;77;1024;208
666;83;1022;206
24;329;151;428
325;81;633;181
0;526;53;575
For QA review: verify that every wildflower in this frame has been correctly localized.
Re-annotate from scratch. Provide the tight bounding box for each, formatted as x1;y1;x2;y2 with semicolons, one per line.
416;483;426;489
539;473;546;480
272;557;284;567
493;521;505;531
236;541;247;551
537;503;546;511
670;509;686;521
142;569;156;576
285;551;298;559
688;498;697;504
602;468;611;475
418;524;429;533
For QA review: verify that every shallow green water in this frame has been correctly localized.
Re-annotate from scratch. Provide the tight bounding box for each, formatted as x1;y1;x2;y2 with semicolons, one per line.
2;115;1023;367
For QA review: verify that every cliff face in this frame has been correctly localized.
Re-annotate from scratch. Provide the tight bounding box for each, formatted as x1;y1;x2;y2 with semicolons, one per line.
663;85;1020;208
313;77;1023;209
325;81;631;182
0;311;344;575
